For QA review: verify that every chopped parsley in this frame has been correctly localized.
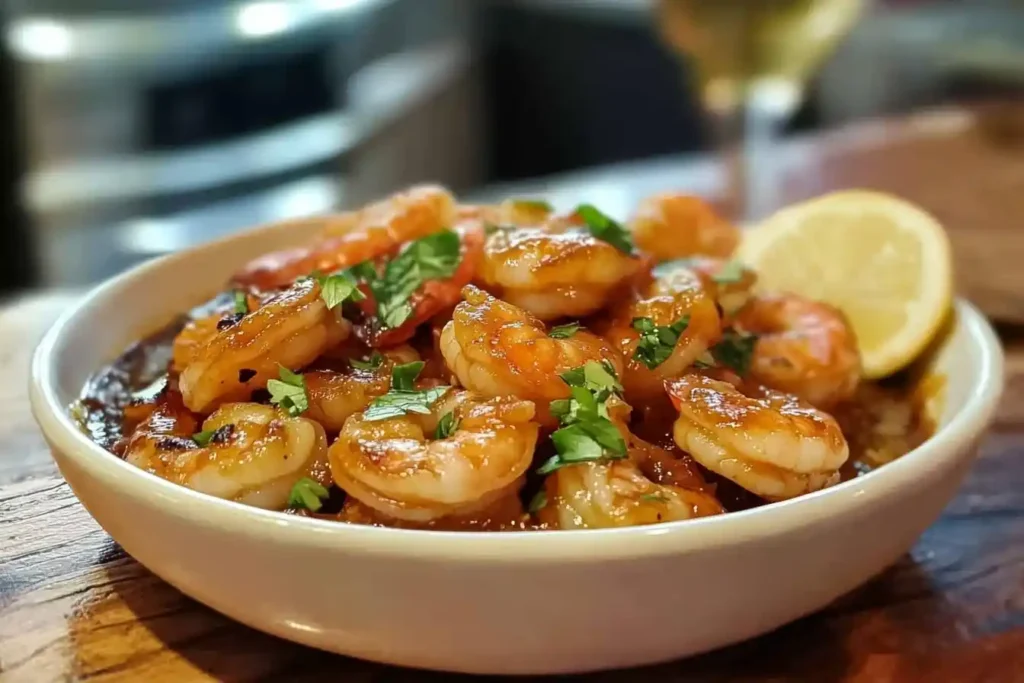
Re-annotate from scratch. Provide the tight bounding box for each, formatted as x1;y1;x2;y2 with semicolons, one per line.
288;477;330;512
435;411;459;439
574;204;634;255
548;322;580;339
363;362;450;421
641;492;669;503
537;361;627;475
528;489;548;514
349;230;463;330
317;270;365;310
350;351;385;372
267;366;308;417
192;429;216;447
233;290;249;316
711;260;746;285
631;315;691;369
711;328;759;376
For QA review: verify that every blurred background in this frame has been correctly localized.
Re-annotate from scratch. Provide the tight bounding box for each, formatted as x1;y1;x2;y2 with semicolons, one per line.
2;0;1024;291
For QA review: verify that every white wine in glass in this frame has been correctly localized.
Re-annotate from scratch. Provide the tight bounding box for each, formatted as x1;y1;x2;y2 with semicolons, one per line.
656;0;866;220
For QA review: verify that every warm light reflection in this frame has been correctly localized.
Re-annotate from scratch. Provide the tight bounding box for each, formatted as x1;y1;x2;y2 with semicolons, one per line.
6;18;73;61
234;1;294;38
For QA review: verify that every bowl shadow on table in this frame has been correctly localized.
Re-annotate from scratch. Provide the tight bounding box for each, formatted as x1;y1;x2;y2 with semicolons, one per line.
97;552;940;682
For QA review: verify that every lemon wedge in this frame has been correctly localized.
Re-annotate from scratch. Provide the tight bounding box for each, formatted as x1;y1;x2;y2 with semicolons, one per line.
736;190;954;379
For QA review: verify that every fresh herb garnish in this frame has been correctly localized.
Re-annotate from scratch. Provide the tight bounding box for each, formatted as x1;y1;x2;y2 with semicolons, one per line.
711;260;746;285
192;429;216;447
350;351;385;372
288;477;330;512
631;315;691;370
528;489;548;514
514;198;553;213
710;328;759;376
392;361;426;391
574;204;634;255
641;492;669;503
233;290;249;316
537;361;627;475
363;362;450;421
351;230;463;330
317;270;365;310
693;350;717;370
435;411;459;439
267;366;308;416
548;322;580;339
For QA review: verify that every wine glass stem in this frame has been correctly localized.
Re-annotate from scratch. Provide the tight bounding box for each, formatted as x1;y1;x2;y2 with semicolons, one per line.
710;98;784;224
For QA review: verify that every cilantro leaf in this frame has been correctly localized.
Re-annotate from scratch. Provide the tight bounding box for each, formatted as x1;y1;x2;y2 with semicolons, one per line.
548;322;580;339
632;315;691;369
574;204;634;254
363;386;450;422
192;429;216;447
391;361;425;391
267;366;308;416
528;489;548;514
711;328;759;376
435;411;459;439
288;477;330;512
711;260;746;285
350;351;385;372
558;360;622;397
641;492;669;503
232;290;249;316
318;271;365;309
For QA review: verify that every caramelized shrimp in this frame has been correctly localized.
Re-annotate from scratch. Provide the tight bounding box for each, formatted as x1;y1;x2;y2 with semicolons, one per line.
304;346;419;432
536;459;723;530
125;390;329;509
440;286;623;422
600;262;721;401
234;184;457;290
734;293;861;408
178;278;350;413
329;390;540;522
458;198;553;227
629;193;740;261
667;373;849;501
476;224;642;320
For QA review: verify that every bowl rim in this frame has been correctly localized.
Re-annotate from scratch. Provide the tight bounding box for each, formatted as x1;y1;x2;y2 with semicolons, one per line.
30;234;1005;563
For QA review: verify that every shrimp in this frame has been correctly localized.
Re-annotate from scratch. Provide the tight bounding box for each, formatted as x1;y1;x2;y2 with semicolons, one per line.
458;198;553;227
125;390;330;510
178;278;350;414
599;261;721;401
667;373;849;501
733;293;861;408
629;193;740;262
304;346;420;432
328;389;540;522
476;223;643;320
337;492;527;531
439;286;623;421
353;221;485;348
679;256;758;319
233;184;457;290
535;459;724;530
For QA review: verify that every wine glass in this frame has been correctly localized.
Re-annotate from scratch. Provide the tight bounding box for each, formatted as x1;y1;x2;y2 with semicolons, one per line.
656;0;868;222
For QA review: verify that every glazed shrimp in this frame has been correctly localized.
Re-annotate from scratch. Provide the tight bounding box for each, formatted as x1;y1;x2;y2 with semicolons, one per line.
476;223;643;320
536;459;723;530
440;286;623;421
458;198;553;227
734;293;861;408
234;184;457;290
629;193;740;262
600;261;721;401
304;346;420;432
667;373;849;501
178;278;350;414
125;391;330;509
329;390;539;522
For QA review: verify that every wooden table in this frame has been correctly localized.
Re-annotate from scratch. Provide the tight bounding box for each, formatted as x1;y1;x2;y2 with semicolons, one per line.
3;105;1024;682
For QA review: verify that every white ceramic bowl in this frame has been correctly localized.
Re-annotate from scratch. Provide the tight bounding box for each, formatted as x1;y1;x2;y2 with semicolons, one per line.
30;219;1004;675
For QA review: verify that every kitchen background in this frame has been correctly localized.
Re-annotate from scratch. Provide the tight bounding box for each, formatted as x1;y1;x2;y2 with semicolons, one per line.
1;0;1022;290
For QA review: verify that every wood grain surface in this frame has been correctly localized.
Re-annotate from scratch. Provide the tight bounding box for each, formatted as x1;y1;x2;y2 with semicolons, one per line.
3;106;1024;682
